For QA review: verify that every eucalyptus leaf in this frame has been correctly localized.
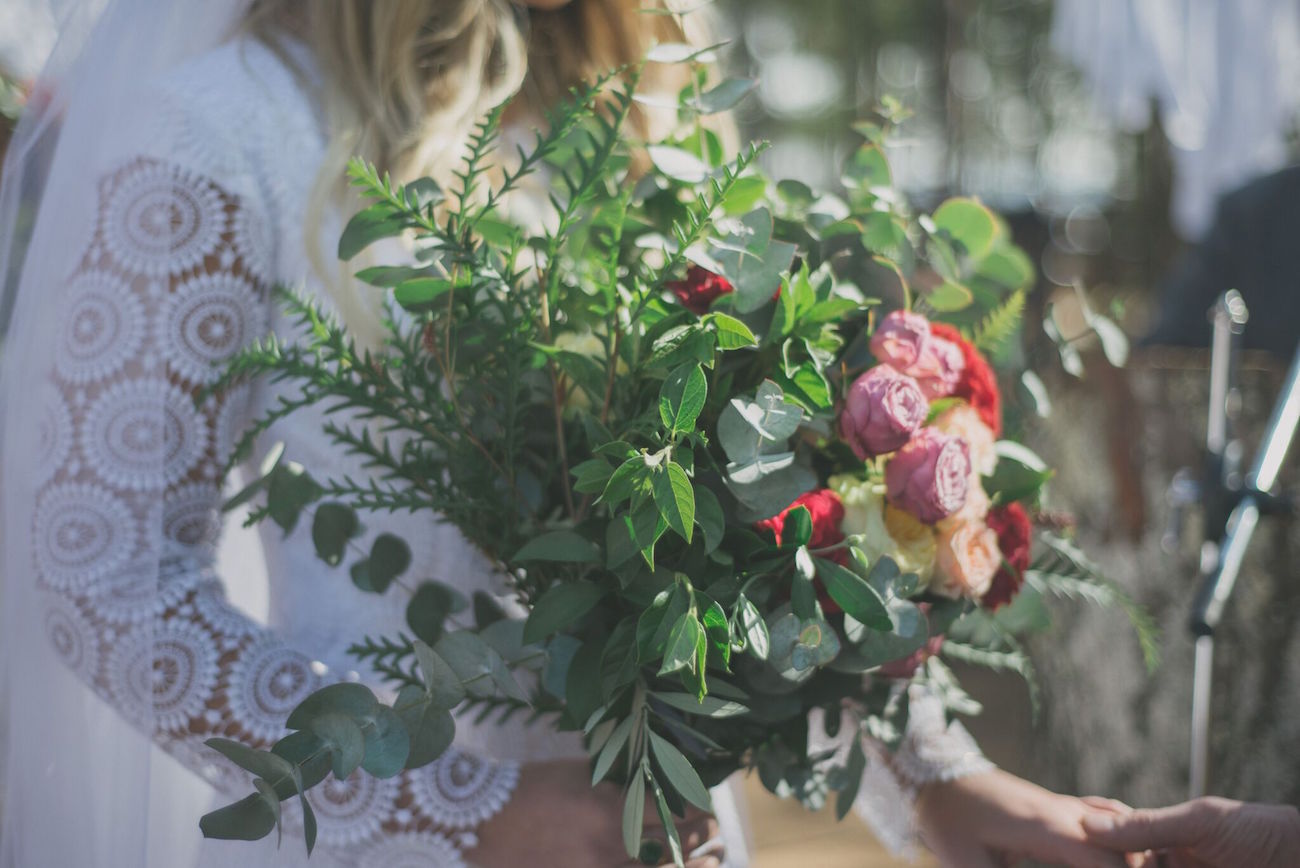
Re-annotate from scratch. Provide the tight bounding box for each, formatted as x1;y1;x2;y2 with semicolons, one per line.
200;793;278;842
308;713;366;780
360;705;410;779
368;533;411;592
394;685;456;768
411;638;466;708
310;503;358;567
932;197;1000;260
286;683;378;730
693;78;756;114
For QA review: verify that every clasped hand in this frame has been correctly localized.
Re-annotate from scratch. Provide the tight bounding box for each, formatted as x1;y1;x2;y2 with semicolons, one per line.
919;771;1300;868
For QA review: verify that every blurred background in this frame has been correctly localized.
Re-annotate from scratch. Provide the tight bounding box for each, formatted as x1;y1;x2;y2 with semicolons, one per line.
2;1;1297;866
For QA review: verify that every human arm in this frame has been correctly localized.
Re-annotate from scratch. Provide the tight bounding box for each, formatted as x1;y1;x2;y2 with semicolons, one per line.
1081;796;1300;868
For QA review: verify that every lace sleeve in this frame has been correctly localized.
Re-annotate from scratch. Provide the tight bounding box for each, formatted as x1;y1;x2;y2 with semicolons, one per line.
31;156;517;866
810;684;994;859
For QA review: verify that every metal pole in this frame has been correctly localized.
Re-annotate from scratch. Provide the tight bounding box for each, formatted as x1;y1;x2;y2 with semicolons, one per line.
1189;634;1214;799
1188;336;1300;798
1187;292;1246;799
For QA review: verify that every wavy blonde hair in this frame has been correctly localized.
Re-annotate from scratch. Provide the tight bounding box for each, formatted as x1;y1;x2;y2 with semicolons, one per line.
243;1;699;341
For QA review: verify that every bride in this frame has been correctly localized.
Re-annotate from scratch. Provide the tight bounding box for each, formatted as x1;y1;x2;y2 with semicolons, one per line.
0;1;1134;866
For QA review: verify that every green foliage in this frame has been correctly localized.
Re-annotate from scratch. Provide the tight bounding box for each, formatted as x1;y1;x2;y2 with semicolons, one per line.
1028;533;1161;672
197;39;1138;860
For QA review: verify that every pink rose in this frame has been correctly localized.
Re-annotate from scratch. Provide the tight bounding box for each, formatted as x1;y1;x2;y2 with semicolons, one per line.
908;335;965;399
870;310;965;399
932;403;997;477
934;519;1000;599
870;310;931;370
884;428;970;523
839;366;929;459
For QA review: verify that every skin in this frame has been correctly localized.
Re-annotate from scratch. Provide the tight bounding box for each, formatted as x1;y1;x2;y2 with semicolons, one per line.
1081;796;1300;868
917;770;1134;868
466;758;723;868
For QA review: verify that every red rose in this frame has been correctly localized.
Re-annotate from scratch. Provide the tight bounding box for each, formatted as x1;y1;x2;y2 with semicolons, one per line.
929;322;1002;436
668;265;735;315
755;489;848;613
981;502;1032;610
755;489;845;551
878;602;945;679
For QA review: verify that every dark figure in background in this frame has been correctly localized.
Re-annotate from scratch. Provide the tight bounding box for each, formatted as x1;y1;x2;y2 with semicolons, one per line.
1145;166;1300;358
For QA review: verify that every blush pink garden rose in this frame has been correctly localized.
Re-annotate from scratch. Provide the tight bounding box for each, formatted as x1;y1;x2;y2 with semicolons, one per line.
934;519;1001;599
884;428;970;524
839;366;929;459
870;310;965;399
869;310;931;369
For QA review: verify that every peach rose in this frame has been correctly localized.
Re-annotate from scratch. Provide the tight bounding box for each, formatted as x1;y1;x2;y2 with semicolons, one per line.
941;477;990;526
934;520;1000;599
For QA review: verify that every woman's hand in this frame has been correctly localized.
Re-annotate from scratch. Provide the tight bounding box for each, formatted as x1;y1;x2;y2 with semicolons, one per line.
466;758;723;868
1081;796;1300;868
916;769;1132;868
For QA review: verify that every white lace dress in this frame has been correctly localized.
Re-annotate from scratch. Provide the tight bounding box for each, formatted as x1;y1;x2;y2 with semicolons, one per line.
26;36;990;867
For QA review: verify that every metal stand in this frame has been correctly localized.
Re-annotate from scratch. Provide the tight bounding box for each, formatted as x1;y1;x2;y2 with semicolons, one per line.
1187;292;1300;798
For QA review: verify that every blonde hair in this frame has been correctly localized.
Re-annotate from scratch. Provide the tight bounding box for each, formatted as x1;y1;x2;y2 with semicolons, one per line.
243;1;698;343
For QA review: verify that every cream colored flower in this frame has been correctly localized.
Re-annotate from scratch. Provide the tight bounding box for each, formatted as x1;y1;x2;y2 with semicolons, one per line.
883;505;937;585
830;474;937;586
934;519;1000;600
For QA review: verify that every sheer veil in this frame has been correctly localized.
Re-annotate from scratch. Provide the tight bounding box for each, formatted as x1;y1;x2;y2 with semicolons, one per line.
0;2;257;865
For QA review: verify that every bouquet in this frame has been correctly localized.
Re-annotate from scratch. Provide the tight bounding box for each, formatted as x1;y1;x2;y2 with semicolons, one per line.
200;53;1155;864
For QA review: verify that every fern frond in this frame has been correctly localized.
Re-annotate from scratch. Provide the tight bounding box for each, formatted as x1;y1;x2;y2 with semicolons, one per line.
347;635;422;689
1028;532;1161;672
458;693;561;727
643;141;770;294
941;639;1040;717
972;289;1025;358
473;67;627;232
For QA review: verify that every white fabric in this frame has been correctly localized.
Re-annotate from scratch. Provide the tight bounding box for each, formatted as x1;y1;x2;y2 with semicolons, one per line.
0;0;60;80
0;5;987;865
1051;0;1300;239
6;35;527;868
809;685;995;859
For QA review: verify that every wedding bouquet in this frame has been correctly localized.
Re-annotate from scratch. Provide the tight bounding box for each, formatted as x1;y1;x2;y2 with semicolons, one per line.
199;53;1154;864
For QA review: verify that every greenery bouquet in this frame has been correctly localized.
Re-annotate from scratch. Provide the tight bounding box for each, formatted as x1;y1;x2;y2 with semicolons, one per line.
199;45;1153;865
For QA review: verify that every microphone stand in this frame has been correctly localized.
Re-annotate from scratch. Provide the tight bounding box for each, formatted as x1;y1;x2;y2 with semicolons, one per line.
1187;292;1300;798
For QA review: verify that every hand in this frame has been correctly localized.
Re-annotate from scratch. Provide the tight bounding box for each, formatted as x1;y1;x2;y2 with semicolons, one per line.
465;758;723;868
916;769;1132;867
1081;796;1300;868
